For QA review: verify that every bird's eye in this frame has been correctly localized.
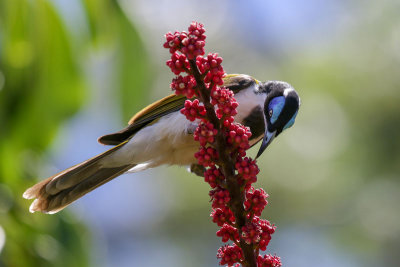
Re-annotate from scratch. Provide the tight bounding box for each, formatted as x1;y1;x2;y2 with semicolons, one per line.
268;96;285;124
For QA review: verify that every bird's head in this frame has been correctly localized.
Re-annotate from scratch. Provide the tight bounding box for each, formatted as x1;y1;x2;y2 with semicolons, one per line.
256;81;300;158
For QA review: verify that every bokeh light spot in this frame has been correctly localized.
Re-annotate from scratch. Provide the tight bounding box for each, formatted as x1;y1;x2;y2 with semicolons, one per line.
286;93;349;161
34;235;60;261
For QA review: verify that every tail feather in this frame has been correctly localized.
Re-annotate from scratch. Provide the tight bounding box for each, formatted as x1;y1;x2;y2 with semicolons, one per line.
29;165;133;214
45;162;102;195
23;142;135;214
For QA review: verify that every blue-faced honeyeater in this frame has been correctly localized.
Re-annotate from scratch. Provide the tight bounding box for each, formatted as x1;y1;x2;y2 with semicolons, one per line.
23;74;300;213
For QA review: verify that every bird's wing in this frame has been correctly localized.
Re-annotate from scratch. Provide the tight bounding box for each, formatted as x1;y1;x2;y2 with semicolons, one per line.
98;94;186;145
222;74;259;92
98;74;259;145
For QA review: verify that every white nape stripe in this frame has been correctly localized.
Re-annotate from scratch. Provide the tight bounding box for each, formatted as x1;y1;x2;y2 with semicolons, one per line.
283;88;294;97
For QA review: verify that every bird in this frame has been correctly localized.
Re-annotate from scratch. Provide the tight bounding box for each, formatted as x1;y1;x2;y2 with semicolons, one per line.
23;74;300;214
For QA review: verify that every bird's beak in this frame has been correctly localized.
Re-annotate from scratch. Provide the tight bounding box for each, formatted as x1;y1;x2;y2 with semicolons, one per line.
256;130;276;159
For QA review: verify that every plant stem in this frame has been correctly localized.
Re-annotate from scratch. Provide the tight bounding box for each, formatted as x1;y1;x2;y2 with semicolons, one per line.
189;60;257;267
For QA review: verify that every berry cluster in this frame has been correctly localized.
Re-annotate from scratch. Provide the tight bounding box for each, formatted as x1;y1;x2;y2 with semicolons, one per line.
212;87;239;119
165;22;281;267
216;224;239;243
235;157;259;186
227;123;251;156
257;218;276;251
194;146;218;167
181;99;206;121
194;122;218;146
166;52;190;75
212;206;236;227
210;187;231;209
245;188;269;217
241;221;262;245
164;21;206;60
171;75;197;98
217;245;243;266
257;254;282;267
204;166;225;188
197;53;225;85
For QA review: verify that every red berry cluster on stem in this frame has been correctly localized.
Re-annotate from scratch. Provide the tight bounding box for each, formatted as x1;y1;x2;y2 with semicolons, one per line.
164;22;281;267
181;99;206;121
164;22;205;60
171;75;197;98
194;122;218;146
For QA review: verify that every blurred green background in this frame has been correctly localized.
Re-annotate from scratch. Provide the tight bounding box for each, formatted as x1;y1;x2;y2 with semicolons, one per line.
1;0;399;266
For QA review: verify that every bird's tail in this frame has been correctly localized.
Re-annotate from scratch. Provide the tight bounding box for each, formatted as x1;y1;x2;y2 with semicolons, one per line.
23;142;135;214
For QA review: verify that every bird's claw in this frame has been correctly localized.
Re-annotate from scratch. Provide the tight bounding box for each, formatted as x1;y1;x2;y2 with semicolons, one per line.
189;164;206;177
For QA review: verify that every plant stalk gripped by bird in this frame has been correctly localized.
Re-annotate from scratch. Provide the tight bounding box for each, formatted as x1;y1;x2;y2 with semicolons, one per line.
163;22;299;266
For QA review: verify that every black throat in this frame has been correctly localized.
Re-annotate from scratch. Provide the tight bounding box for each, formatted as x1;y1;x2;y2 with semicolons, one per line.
242;106;265;140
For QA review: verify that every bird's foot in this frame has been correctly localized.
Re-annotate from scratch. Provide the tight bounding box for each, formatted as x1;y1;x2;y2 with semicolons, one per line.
186;123;198;134
189;164;206;177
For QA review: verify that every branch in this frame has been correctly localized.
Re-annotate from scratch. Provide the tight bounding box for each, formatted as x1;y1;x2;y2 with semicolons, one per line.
189;60;257;267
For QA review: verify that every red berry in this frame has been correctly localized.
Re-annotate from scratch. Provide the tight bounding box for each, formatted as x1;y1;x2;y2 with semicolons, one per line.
204;166;224;188
216;224;239;243
194;122;218;146
211;206;235;226
235;157;259;186
180;99;206;121
226;123;252;150
244;188;269;217
255;217;276;251
241;222;262;245
170;75;197;98
209;187;230;209
210;87;239;119
257;254;282;267
166;52;190;75
217;244;243;266
188;22;206;40
195;146;218;167
196;53;225;85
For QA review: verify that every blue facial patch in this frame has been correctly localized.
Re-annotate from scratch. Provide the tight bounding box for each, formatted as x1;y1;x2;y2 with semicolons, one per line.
283;111;298;130
268;96;285;124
